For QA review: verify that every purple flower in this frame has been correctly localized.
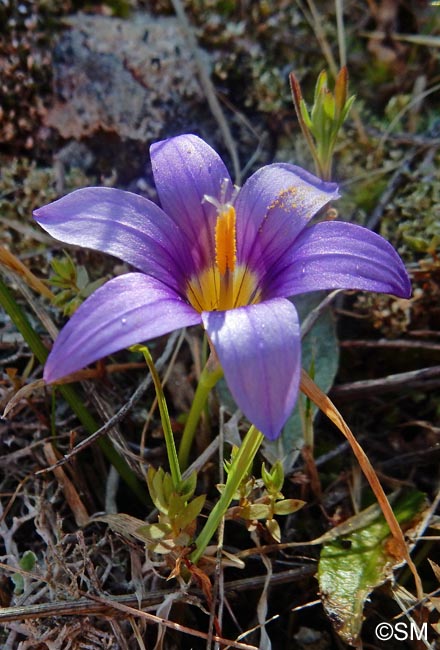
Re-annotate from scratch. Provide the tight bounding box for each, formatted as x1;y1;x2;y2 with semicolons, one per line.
34;134;410;440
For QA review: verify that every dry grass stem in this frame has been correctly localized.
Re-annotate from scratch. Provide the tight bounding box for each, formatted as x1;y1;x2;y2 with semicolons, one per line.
300;369;424;601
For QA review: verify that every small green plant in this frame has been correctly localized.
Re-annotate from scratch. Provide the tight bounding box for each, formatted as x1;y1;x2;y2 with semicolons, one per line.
221;457;304;542
290;67;355;180
49;252;106;316
137;467;205;557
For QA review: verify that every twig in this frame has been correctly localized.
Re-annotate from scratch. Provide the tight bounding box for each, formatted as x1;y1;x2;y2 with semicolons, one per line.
1;267;58;339
35;331;181;474
362;124;440;148
366;149;418;231
83;592;258;650
215;91;265;180
335;0;346;68
211;408;226;650
43;443;90;526
341;339;440;352
170;0;241;183
251;529;273;650
359;30;440;48
183;435;220;480
0;248;55;302
0;568;314;625
300;290;341;338
331;365;440;400
0;215;55;243
379;446;440;472
378;82;440;152
300;0;338;75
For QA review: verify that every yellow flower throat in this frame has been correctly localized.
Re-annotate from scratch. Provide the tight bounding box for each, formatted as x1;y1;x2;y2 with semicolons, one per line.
186;205;260;312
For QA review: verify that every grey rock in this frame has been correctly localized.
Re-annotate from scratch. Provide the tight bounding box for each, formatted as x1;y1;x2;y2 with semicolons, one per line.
45;13;206;143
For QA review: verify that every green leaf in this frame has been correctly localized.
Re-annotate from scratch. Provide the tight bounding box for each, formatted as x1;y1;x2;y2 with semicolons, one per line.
261;462;273;490
19;550;36;571
176;494;206;529
167;493;186;519
322;89;336;121
76;265;89;290
147;467;169;514
216;482;242;502
273;498;305;516
340;94;356;124
310;96;324;141
12;573;24;595
262;292;339;470
49;276;72;289
242;503;272;520
63;297;82;316
270;460;284;493
314;70;328;103
266;518;281;542
52;289;73;306
80;276;107;298
318;490;426;645
50;255;74;281
12;550;37;595
179;471;197;501
162;471;174;506
261;460;284;494
299;99;313;129
137;522;170;541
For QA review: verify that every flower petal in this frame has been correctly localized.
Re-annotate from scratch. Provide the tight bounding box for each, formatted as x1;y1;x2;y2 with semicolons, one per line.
203;299;301;440
33;187;193;293
235;163;339;273
44;273;201;383
150;134;233;271
264;221;411;299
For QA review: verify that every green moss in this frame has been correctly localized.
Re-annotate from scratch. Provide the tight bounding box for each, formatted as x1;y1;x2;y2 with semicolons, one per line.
380;150;440;259
0;157;94;248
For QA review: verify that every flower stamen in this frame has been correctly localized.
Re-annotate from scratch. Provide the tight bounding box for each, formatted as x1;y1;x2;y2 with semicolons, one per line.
186;194;260;312
215;204;236;275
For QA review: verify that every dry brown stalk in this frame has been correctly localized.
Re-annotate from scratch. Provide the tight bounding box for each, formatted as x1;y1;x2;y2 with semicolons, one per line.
43;443;90;527
300;369;424;601
331;365;440;400
83;591;258;650
0;567;314;625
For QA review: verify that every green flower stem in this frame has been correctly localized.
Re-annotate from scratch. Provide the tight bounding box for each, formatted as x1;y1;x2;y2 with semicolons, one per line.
132;345;181;489
0;274;49;365
178;356;224;471
190;425;264;564
301;394;315;451
0;274;147;504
